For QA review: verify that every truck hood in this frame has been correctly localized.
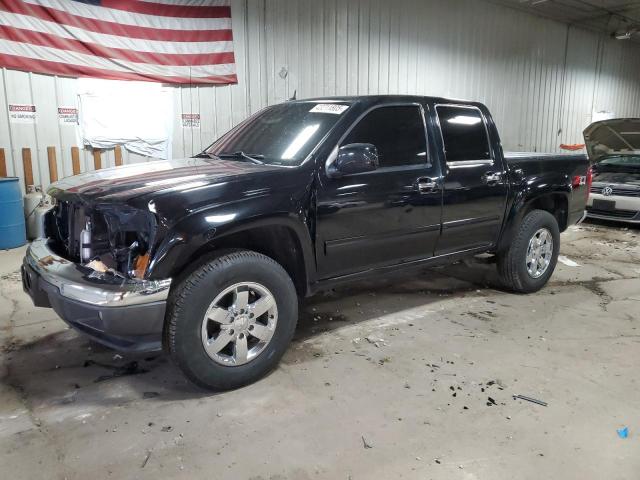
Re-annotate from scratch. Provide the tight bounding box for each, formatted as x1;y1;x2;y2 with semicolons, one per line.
48;157;282;204
583;118;640;163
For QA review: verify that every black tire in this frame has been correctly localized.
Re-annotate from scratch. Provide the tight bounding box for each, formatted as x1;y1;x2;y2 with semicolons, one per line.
497;209;560;293
165;250;298;391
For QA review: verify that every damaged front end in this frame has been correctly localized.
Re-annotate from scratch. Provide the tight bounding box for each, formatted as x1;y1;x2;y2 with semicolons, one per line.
23;195;171;352
46;199;158;280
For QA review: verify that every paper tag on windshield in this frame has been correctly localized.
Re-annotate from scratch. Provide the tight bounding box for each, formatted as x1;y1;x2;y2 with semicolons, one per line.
310;104;348;115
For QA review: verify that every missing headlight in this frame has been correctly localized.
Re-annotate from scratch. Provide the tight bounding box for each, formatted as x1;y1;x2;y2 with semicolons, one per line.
83;204;157;279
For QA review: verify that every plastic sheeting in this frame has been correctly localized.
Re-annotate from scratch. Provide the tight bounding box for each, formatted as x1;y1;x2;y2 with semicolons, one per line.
78;79;173;159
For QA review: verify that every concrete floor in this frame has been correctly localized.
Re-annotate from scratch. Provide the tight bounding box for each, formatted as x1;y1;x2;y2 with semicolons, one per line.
1;221;639;480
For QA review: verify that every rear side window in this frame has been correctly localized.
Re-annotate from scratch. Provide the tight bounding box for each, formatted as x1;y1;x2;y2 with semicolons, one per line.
436;106;491;162
342;105;428;168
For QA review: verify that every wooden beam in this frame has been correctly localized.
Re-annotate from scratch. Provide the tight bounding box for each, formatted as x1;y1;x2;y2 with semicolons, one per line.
114;145;123;166
22;148;34;187
0;149;6;177
47;146;58;183
93;149;101;170
71;147;81;175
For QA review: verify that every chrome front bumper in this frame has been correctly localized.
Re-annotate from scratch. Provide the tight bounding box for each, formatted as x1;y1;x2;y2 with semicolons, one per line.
22;239;171;351
24;238;171;307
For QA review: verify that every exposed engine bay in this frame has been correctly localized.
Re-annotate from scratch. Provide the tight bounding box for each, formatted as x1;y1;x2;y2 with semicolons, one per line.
45;200;157;280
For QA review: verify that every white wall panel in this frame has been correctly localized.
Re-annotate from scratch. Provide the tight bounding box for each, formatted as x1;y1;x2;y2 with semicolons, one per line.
0;0;639;191
55;75;80;178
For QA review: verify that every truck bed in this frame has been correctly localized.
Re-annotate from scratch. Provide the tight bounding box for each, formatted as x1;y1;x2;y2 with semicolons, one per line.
504;151;588;176
504;151;588;163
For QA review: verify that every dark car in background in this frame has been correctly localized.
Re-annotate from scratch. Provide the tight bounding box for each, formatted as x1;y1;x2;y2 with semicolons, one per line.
584;118;640;223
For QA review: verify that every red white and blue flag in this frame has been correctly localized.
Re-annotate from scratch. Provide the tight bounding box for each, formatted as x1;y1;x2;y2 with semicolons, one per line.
0;0;237;84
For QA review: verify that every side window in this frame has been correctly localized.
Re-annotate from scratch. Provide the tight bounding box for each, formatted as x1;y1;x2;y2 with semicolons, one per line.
436;106;491;162
342;105;428;168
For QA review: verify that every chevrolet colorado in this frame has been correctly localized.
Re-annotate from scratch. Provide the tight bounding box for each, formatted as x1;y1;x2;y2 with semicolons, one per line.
23;96;591;390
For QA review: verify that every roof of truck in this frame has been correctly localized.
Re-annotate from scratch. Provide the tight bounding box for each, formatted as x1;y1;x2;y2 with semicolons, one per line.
293;94;484;107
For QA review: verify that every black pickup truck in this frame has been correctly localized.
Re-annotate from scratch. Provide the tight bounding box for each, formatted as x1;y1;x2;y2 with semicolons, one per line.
23;96;590;390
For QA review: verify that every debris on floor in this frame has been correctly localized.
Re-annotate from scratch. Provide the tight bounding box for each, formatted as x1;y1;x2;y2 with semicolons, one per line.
513;394;548;407
617;427;629;439
58;391;77;405
361;435;373;449
365;336;386;347
486;379;506;389
141;450;152;468
83;359;149;382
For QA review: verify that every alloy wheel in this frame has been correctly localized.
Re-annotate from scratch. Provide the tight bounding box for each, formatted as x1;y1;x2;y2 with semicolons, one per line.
201;282;278;366
525;227;554;279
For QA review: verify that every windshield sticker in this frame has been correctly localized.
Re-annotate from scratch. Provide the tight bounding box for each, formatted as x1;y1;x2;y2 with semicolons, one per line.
310;104;349;115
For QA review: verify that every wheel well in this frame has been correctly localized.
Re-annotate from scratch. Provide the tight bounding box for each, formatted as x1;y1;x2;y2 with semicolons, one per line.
525;193;568;231
183;225;308;297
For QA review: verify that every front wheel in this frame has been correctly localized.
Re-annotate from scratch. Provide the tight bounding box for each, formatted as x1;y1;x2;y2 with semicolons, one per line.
497;209;560;293
165;251;298;391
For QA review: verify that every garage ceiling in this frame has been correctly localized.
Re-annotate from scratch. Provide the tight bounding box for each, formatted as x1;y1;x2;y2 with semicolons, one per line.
493;0;640;41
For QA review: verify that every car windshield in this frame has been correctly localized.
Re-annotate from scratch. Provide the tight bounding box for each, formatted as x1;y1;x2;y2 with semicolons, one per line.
598;155;640;168
204;102;351;166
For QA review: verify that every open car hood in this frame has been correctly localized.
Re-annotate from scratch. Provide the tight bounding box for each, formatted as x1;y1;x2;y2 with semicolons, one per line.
583;118;640;163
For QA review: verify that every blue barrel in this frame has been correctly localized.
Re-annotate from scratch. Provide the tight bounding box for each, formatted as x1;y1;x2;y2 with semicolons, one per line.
0;177;27;249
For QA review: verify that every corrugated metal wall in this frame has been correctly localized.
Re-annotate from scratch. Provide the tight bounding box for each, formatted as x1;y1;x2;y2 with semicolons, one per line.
1;0;640;193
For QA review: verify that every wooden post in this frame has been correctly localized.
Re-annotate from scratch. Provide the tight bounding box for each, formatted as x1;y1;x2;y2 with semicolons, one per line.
93;149;102;170
47;146;58;183
71;146;81;175
114;145;123;166
0;148;6;177
22;148;34;187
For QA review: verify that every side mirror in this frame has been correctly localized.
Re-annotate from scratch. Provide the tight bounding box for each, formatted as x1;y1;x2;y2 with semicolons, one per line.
330;143;379;177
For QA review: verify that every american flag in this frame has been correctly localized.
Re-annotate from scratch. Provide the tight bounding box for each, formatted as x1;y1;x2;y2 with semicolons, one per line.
0;0;237;84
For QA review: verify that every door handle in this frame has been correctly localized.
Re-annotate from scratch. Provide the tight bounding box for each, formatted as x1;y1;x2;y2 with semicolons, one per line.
416;177;438;193
483;171;503;185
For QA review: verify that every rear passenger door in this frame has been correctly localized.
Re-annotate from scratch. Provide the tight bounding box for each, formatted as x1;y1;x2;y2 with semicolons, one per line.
316;104;443;278
434;104;508;255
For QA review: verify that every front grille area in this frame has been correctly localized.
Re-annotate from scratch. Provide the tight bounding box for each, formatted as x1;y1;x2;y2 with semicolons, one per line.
586;207;638;219
590;186;640;197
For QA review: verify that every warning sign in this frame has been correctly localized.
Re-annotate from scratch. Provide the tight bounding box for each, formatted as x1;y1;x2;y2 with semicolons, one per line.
58;106;78;125
181;113;200;128
8;104;36;124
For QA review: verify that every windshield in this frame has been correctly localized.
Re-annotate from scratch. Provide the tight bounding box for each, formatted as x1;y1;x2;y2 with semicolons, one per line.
598;155;640;168
205;102;351;165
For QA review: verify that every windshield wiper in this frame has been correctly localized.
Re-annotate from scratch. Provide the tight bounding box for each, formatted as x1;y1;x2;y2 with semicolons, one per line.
215;151;265;165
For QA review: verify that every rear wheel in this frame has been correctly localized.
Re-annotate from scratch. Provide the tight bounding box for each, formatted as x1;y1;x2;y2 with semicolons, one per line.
165;250;298;390
497;209;560;293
